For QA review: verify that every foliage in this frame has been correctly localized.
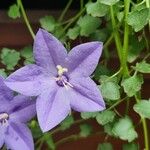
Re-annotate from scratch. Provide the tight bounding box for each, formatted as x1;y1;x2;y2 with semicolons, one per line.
3;0;150;149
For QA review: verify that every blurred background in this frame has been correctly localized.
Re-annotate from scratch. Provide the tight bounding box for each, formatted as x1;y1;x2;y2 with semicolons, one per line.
0;0;85;9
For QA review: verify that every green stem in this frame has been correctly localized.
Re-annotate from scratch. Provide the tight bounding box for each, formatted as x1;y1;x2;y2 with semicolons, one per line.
59;8;85;38
104;67;123;82
103;33;114;49
17;0;35;39
64;8;85;31
146;0;150;30
55;131;104;147
107;97;127;111
122;0;130;77
58;0;73;22
80;0;84;10
110;6;123;67
135;95;149;150
55;134;79;146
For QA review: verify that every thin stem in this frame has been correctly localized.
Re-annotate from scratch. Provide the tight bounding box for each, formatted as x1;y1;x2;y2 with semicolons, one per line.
110;6;123;66
55;132;104;147
58;0;73;22
80;0;84;10
17;0;35;39
55;134;79;146
64;8;85;31
146;0;150;30
125;97;130;115
103;33;114;49
107;97;127;111
122;0;130;77
143;29;149;52
135;95;149;150
59;8;85;38
104;67;123;82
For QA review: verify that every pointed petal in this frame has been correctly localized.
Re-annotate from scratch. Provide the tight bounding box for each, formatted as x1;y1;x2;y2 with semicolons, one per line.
66;42;103;77
9;95;36;123
36;86;70;132
34;29;67;73
5;64;50;96
5;122;34;150
69;77;105;112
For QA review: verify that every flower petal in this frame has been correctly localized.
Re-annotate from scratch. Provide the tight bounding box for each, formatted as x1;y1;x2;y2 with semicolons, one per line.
0;76;13;112
66;42;103;77
36;85;70;132
34;29;67;73
69;77;105;112
0;126;5;148
5;122;34;150
9;95;36;123
5;64;49;96
0;76;13;101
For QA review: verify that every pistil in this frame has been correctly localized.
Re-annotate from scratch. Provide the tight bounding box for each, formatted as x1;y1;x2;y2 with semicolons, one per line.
55;65;73;88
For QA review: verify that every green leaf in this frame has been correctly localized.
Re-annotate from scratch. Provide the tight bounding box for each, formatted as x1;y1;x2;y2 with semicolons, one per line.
79;124;93;137
8;4;20;19
121;74;143;97
117;11;124;22
127;8;150;32
20;46;34;65
94;65;111;80
96;110;116;125
134;100;150;119
30;120;43;139
97;143;113;150
100;81;120;100
0;69;7;78
67;26;80;40
20;46;32;58
1;48;20;70
60;115;74;130
99;75;118;83
86;2;109;17
77;15;101;37
90;29;109;42
135;61;150;73
112;117;138;142
44;133;55;150
39;16;56;32
132;2;147;11
123;143;139;150
98;0;119;6
127;35;145;63
104;123;115;136
81;112;99;119
53;24;66;42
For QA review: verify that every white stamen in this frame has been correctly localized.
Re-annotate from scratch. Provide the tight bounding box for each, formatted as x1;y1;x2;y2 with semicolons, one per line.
0;113;9;125
64;80;73;88
62;82;68;89
56;65;68;76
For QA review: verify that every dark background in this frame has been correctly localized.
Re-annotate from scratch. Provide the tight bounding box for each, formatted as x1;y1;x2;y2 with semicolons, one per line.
0;0;88;9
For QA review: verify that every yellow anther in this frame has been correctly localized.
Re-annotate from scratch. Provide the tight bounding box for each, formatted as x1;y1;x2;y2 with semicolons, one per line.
56;65;68;76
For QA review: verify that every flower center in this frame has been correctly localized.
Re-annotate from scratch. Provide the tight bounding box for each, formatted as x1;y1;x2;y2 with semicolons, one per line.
55;65;73;89
0;112;9;125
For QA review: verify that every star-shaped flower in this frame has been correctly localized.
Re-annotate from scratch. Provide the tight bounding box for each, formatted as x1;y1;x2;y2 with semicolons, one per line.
5;29;105;132
0;77;35;150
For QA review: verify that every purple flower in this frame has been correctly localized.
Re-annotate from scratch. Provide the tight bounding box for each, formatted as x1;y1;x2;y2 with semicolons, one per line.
5;29;105;132
0;77;35;150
